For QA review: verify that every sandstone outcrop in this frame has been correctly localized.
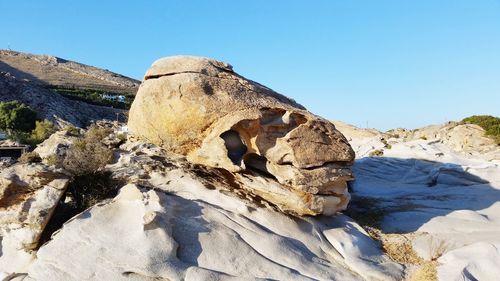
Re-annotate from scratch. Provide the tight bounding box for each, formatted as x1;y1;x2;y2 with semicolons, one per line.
0;163;69;273
128;56;355;215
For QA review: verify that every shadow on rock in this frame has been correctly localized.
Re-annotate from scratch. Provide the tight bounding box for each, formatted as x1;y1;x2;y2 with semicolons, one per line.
345;157;500;233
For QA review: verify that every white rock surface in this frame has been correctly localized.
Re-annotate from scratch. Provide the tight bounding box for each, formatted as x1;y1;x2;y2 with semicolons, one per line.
0;164;69;275
339;124;500;281
27;182;403;281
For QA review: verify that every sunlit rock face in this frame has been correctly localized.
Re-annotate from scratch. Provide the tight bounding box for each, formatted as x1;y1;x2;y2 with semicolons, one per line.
128;56;355;215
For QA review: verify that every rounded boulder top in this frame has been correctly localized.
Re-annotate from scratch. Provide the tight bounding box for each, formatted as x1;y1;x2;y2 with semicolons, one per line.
144;55;234;79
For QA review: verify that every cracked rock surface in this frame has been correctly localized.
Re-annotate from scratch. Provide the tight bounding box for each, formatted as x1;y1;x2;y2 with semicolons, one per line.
128;56;355;215
0;163;69;273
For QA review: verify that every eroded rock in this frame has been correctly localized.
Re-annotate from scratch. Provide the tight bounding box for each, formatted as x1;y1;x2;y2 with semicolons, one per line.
128;56;355;215
0;163;69;273
26;183;403;281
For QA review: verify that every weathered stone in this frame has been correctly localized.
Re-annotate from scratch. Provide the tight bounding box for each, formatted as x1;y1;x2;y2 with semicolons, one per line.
34;130;78;163
128;56;355;215
25;183;402;281
0;163;69;273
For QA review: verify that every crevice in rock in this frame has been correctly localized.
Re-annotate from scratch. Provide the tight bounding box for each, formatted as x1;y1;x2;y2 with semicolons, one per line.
220;129;247;165
243;153;278;181
144;71;207;80
302;161;353;170
37;171;125;248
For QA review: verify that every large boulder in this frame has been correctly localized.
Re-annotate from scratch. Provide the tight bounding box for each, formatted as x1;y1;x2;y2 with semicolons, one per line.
128;56;355;215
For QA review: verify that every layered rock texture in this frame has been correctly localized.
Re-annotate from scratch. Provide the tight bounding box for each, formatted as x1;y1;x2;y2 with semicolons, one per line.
0;163;69;272
129;56;355;216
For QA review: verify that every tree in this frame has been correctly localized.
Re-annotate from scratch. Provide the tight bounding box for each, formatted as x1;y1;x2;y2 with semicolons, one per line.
0;101;38;132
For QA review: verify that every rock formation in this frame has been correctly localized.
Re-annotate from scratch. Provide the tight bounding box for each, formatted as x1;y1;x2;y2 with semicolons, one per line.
0;163;69;272
128;56;355;216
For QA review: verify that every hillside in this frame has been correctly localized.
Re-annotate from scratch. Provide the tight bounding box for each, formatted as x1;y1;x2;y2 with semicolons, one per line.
0;50;139;94
0;71;124;128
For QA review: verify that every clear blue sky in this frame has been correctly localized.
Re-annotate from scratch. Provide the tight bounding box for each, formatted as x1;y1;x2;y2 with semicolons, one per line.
1;1;499;131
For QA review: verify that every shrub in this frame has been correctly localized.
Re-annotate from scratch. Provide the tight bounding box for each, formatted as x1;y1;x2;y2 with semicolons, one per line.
31;120;57;143
67;171;123;210
462;115;500;144
117;133;127;142
0;101;38;132
7;119;56;147
18;151;42;164
62;125;113;176
45;154;60;167
420;136;427;140
381;138;392;149
369;149;384;157
65;126;81;137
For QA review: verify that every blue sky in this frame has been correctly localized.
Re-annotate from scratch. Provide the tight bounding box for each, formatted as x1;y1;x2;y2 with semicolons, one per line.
1;1;499;130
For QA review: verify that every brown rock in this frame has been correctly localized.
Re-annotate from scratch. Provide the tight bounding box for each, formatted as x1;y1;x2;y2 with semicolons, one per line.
128;56;355;215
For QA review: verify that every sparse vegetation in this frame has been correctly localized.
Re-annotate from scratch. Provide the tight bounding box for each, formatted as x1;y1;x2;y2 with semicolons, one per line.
67;171;123;210
0;101;57;146
62;125;113;176
30;120;57;143
8;120;57;147
369;149;384;157
45;154;59;167
117;133;127;142
51;87;133;109
462;115;500;144
39;126;122;246
381;138;392;149
18;151;42;164
65;125;82;137
346;195;439;281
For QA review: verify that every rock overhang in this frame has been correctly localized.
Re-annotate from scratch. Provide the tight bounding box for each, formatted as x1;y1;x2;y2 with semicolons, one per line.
128;55;355;216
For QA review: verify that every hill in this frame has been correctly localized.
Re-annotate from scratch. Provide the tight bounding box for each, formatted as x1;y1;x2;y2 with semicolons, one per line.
0;71;124;128
0;50;139;94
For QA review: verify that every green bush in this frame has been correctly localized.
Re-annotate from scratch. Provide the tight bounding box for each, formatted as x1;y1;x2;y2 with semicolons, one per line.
45;154;60;167
0;101;38;132
51;87;133;110
7;119;56;147
369;149;384;157
462;115;500;144
31;120;57;143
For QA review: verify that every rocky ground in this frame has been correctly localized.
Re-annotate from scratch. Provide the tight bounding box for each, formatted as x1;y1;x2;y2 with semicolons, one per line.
334;121;500;281
0;55;498;281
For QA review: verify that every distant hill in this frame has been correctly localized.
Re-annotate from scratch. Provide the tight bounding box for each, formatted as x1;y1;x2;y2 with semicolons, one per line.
0;50;139;94
0;71;125;128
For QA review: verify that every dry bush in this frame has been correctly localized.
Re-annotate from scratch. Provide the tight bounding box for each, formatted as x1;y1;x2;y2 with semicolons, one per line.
407;261;438;281
62;125;113;176
17;151;42;164
369;149;384;157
